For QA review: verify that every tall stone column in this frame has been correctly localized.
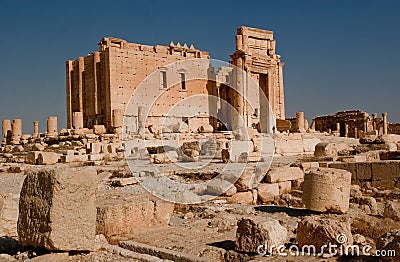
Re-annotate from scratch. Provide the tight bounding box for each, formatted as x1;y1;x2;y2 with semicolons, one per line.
78;57;84;112
336;123;340;133
72;112;84;129
47;116;58;137
12;119;22;144
66;60;73;129
93;52;100;120
33;121;39;138
137;106;146;139
382;112;388;135
354;127;358;139
296;112;305;133
2;119;12;145
232;56;246;139
372;113;377;131
363;112;368;133
344;124;349;137
277;62;285;119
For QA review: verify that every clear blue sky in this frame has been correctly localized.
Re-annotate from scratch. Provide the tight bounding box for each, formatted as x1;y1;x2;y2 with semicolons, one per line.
0;0;399;133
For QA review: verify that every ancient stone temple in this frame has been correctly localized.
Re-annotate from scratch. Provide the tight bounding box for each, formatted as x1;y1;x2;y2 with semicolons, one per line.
66;26;285;134
230;26;285;133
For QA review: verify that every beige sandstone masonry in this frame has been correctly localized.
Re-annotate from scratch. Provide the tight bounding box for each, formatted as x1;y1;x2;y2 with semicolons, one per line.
302;168;351;213
46;116;58;137
11;119;22;144
231;26;285;134
66;26;285;134
33;121;39;138
18;166;97;251
2;119;11;145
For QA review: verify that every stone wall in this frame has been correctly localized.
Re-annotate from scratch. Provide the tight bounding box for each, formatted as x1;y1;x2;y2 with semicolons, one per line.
389;123;400;135
67;38;210;130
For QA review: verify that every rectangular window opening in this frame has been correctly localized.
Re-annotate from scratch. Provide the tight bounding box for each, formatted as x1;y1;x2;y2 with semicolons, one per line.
180;72;186;90
160;71;167;89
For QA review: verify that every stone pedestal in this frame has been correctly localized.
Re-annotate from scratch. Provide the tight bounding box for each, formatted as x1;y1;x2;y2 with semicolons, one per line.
72;112;84;129
11;119;22;144
2;119;11;145
296;112;305;133
302;168;351;214
47;116;58;137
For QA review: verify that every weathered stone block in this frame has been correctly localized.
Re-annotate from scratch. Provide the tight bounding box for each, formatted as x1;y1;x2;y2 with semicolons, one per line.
257;183;280;203
88;154;104;161
278;181;291;194
265;166;303;183
96;193;174;238
275;134;303;155
0;193;19;237
235;217;287;253
371;161;400;182
328;162;357;181
235;170;256;192
296;216;353;251
18;166;97;251
37;152;59;165
356;162;372;180
206;179;234;196
300;162;319;173
314;142;348;157
351;196;378;214
227;191;253;205
93;125;107;135
25;151;40;165
384;201;400;221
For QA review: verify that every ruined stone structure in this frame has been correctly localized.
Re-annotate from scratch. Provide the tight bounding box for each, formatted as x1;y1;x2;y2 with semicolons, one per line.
313;110;396;137
314;110;373;137
66;26;285;134
389;123;400;135
230;26;285;134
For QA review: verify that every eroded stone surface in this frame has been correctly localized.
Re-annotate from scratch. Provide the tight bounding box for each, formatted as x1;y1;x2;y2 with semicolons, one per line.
18;165;97;251
302;168;351;213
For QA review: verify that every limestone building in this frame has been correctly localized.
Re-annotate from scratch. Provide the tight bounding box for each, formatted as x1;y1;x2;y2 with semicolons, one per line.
66;26;285;134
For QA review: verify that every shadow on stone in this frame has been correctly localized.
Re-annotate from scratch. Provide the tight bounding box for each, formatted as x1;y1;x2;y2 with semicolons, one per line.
207;240;235;251
255;205;317;217
0;237;20;255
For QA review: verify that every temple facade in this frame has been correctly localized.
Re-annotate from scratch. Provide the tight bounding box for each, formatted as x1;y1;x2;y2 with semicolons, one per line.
66;26;285;134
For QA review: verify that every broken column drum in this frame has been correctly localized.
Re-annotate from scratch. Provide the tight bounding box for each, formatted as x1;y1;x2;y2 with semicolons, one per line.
33;121;39;138
302;168;351;214
11;119;22;144
72;112;84;129
2;119;12;144
47;116;58;136
296;112;305;132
